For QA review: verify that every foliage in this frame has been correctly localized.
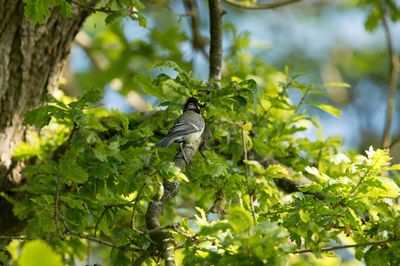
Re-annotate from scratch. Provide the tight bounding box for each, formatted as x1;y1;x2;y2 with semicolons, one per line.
3;0;400;266
23;0;147;25
4;58;400;265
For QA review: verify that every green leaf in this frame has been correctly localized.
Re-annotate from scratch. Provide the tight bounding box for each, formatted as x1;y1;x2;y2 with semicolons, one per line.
23;0;51;24
322;82;351;88
298;209;310;223
69;89;103;109
310;103;341;117
13;143;41;160
359;176;400;198
365;8;380;32
105;10;124;24
24;106;56;128
244;160;264;174
154;60;183;74
19;240;63;266
265;164;289;179
0;251;8;265
60;159;88;183
227;206;253;233
54;0;72;17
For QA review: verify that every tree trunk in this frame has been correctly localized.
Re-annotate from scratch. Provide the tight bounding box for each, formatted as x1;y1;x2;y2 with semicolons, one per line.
0;0;90;233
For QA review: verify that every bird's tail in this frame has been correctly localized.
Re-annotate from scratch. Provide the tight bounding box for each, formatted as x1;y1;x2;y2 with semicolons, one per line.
156;137;174;147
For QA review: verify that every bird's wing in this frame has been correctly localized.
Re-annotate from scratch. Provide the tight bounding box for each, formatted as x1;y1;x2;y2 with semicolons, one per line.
165;120;201;138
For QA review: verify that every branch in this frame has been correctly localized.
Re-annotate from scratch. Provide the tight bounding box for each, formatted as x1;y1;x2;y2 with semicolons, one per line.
208;0;223;86
70;0;129;15
0;233;140;252
381;3;400;148
74;33;150;112
291;238;400;254
223;0;302;9
260;156;325;200
68;230;140;252
183;0;208;58
93;206;110;237
74;32;108;70
131;182;146;230
0;235;30;240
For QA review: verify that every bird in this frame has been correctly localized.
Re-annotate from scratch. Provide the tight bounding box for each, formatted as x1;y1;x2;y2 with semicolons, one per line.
156;97;205;164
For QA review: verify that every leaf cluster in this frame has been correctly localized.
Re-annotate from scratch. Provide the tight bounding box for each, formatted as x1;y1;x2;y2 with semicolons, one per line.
5;56;400;265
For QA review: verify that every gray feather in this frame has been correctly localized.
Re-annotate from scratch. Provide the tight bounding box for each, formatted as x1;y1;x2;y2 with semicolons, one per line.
157;110;205;147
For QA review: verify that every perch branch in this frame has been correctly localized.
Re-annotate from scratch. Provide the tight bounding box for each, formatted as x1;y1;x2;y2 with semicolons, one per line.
131;182;146;230
145;108;203;265
223;0;302;10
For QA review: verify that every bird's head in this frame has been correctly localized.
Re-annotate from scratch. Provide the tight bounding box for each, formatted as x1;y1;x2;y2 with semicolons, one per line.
184;97;201;113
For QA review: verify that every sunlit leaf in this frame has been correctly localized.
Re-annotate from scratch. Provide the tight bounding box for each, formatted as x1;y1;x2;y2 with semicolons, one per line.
310;103;341;117
19;240;62;266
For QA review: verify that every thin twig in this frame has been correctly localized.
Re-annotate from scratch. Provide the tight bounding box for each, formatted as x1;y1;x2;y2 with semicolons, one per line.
348;167;371;198
131;182;146;230
241;123;256;224
0;235;30;240
68;230;140;252
260;208;294;217
291;238;400;254
74;32;104;70
294;86;311;114
70;0;116;14
381;2;400;148
183;0;208;58
54;174;64;239
208;0;223;86
93;206;110;237
223;0;302;9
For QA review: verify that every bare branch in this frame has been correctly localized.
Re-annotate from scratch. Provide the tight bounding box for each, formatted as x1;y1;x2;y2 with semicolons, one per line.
208;0;223;86
70;0;133;15
74;31;108;70
223;0;302;10
74;33;150;112
68;230;140;252
183;0;208;58
291;238;400;254
0;235;30;240
381;3;400;148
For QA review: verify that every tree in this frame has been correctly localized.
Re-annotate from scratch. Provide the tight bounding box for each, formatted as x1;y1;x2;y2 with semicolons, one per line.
0;0;92;236
1;0;400;265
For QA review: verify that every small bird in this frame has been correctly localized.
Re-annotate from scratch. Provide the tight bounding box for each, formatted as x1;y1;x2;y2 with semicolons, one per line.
156;97;205;164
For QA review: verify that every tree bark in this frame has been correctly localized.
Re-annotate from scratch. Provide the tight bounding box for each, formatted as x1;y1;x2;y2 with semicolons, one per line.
0;0;91;232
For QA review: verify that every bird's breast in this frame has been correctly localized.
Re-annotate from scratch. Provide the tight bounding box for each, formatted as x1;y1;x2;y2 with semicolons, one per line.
184;130;204;146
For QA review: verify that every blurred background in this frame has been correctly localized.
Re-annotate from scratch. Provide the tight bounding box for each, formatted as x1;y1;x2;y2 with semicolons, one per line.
64;0;400;158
